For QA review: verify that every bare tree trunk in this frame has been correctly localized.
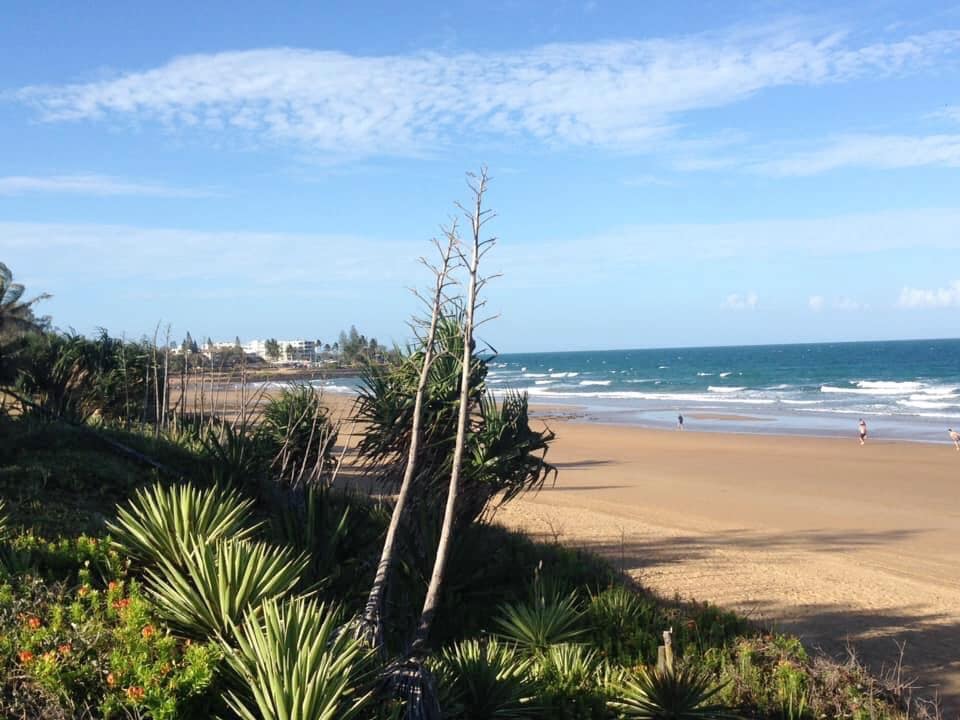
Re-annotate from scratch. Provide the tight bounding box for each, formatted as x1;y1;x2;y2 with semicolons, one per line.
160;326;170;431
152;325;161;435
412;170;493;652
363;233;457;649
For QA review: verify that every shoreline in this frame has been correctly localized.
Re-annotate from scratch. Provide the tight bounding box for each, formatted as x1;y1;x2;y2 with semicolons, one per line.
318;382;960;446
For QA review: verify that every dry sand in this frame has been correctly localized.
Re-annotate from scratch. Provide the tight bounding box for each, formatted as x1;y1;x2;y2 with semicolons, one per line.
497;415;960;711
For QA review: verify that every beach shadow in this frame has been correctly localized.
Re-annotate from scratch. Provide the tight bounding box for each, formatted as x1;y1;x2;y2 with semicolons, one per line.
537;528;956;714
542;484;630;492
566;528;928;571
553;459;615;469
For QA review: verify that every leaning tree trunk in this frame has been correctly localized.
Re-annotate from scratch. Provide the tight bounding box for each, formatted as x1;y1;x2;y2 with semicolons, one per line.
412;170;491;653
363;234;457;650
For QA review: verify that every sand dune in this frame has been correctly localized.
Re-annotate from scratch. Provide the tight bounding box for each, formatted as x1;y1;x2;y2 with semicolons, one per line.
497;417;960;711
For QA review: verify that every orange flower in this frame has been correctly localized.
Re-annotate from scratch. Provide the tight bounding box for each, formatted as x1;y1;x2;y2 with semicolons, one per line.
106;672;117;686
108;581;118;592
78;585;90;597
17;650;34;664
113;598;131;611
141;624;155;639
125;686;145;701
58;643;72;655
26;616;41;630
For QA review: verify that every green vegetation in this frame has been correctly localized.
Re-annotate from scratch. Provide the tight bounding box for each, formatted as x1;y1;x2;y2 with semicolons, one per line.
0;174;937;719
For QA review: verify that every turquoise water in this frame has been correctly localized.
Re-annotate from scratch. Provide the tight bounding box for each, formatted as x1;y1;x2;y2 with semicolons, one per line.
487;339;960;442
310;338;960;442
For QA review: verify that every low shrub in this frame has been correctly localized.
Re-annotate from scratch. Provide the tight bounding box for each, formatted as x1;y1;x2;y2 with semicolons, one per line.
0;576;221;719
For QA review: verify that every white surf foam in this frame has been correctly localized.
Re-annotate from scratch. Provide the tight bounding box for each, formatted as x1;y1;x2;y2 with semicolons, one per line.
580;380;611;386
708;386;745;393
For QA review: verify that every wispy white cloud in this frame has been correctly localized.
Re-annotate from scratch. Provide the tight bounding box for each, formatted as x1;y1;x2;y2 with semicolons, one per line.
808;295;825;311
15;25;960;156
897;280;960;308
755;133;960;175
723;292;758;310
0;174;217;198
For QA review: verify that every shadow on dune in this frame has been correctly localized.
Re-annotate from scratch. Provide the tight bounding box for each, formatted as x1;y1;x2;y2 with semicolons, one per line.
570;527;928;566
534;528;957;715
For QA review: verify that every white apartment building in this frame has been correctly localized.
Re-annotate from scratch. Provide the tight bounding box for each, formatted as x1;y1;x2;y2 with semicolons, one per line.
243;339;319;364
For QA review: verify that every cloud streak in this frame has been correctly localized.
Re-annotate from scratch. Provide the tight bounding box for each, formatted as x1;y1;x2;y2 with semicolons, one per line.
0;174;216;198
756;133;960;175
15;25;960;156
897;280;960;308
723;292;759;310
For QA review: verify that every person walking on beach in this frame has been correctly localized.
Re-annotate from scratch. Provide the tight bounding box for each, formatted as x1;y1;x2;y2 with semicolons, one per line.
949;428;960;451
677;413;684;430
858;418;867;446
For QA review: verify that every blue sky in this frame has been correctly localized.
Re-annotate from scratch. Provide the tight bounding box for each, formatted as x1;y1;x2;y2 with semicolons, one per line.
1;0;959;352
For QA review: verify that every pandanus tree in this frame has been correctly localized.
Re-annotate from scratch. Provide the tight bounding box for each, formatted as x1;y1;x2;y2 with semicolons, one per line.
360;233;458;649
354;170;556;717
0;262;49;339
0;261;50;384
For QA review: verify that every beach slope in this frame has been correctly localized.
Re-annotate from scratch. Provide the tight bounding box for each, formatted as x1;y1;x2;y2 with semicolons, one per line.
497;419;960;709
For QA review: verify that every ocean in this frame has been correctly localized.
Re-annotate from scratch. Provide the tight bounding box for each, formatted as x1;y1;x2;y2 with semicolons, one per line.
311;338;960;442
483;338;960;443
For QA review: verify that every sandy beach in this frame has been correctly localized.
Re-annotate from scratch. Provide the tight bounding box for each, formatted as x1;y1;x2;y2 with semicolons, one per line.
190;385;960;709
496;414;960;710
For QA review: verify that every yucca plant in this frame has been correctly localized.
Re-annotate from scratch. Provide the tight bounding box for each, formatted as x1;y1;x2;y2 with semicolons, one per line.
145;538;307;640
260;384;338;487
107;481;261;568
431;638;538;719
223;596;374;720
610;664;740;719
535;643;599;692
272;484;353;594
493;587;586;653
588;586;659;664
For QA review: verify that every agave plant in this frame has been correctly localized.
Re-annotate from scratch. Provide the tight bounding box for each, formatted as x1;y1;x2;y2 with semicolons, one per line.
107;481;261;568
610;664;740;720
493;587;586;653
145;538;307;640
431;638;538;719
223;596;374;720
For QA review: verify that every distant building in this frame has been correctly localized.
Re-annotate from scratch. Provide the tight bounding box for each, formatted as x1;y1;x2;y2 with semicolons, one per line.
243;339;319;364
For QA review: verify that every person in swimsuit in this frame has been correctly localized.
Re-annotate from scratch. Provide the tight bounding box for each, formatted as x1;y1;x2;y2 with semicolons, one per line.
858;418;867;446
949;428;960;451
677;413;684;430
